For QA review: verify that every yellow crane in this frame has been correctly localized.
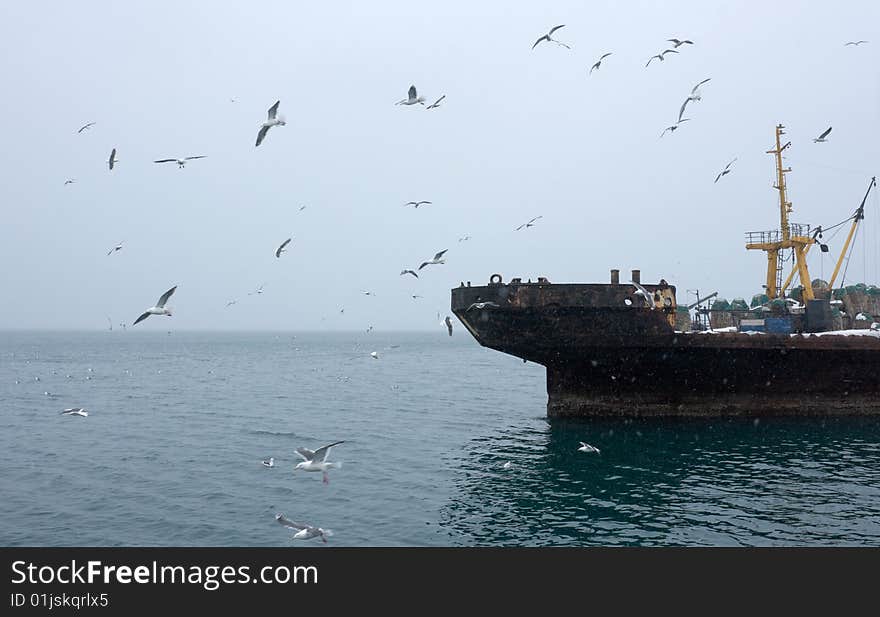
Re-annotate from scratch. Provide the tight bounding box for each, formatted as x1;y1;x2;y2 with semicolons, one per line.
745;124;816;301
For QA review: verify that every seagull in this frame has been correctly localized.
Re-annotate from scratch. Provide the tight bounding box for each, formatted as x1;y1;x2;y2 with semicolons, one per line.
400;269;419;278
678;78;711;121
255;100;286;147
714;158;737;183
153;155;207;168
395;85;425;106
107;316;113;331
225;299;238;308
60;408;88;417
844;40;869;46
133;286;177;325
502;461;513;469
458;235;471;242
275;513;333;543
370;351;379;359
412;295;423;299
578;442;600;453
589;52;612;74
813;127;832;143
64;179;76;185
445;316;453;336
419;249;448;270
515;216;543;231
77;122;96;134
299;205;307;211
646;49;679;66
275;238;292;258
532;25;570;50
262;457;275;468
667;38;694;48
106;241;123;256
630;280;655;308
404;200;432;208
107;148;117;170
660;118;690;138
294;441;345;484
467;301;501;311
426;95;446;110
248;284;265;296
362;290;375;296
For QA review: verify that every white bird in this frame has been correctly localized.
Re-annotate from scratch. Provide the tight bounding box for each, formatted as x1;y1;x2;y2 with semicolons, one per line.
294;441;345;484
630;280;655;308
153;155;207;168
404;200;432;208
445;315;453;336
515;216;543;231
646;49;679;66
133;286;177;325
467;301;501;311
362;290;375;296
106;241;123;256
395;85;425;106
813;127;832;143
107;148;117;170
107;316;113;331
844;40;869;46
370;351;379;359
255;100;286;147
578;442;600;453
77;122;96;134
426;95;446;110
532;25;570;50
64;179;76;185
419;249;448;270
667;38;694;48
60;408;88;417
502;461;513;469
225;299;238;307
589;52;612;74
458;235;471;242
275;238;292;258
400;269;419;278
262;457;275;468
678;78;711;121
714;157;737;183
275;513;333;543
660;118;690;138
248;284;265;296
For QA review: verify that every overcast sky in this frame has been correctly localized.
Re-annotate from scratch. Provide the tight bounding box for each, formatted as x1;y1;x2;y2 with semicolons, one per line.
1;0;877;331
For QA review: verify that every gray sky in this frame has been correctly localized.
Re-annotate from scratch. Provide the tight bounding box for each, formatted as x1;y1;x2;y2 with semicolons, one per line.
1;0;878;330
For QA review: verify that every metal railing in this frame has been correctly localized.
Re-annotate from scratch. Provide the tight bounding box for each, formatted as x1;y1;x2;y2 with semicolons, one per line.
745;223;812;244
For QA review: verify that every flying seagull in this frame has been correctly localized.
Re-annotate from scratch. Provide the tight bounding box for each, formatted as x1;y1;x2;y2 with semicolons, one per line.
844;40;869;46
660;118;690;138
370;351;379;359
714;158;737;183
275;513;333;543
445;315;453;336
153;155;207;168
77;122;96;134
630;280;655;308
532;25;570;50
106;241;123;256
294;440;345;484
404;200;432;208
133;286;177;325
262;457;275;468
396;85;425;106
248;284;265;296
467;301;501;311
813;127;832;143
426;95;446;110
667;38;694;48
107;148;117;170
255;100;286;147
400;269;419;278
107;316;113;331
419;249;448;270
64;179;76;185
646;49;679;66
678;78;711;121
515;215;543;231
458;235;471;242
578;442;600;453
275;238;292;258
589;52;612;74
60;408;88;417
225;299;238;307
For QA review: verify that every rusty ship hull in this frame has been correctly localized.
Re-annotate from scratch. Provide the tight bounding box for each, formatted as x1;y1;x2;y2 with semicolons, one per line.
451;277;880;417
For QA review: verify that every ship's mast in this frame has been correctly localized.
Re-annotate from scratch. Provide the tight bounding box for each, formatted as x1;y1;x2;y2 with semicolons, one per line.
745;124;816;301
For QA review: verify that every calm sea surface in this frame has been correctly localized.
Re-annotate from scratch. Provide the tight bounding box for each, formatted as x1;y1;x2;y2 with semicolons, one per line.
1;331;878;546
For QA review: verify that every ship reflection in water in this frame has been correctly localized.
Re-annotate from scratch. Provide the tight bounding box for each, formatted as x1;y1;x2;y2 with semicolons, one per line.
439;415;880;546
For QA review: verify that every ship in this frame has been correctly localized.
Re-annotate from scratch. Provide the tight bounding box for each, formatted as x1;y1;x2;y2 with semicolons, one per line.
451;125;880;417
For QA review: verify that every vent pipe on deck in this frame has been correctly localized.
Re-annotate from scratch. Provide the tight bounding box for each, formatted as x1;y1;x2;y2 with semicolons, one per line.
631;269;641;284
611;269;620;285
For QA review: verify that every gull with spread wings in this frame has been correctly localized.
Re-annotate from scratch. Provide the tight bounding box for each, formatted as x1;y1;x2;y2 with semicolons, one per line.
275;238;292;258
153;155;207;168
678;78;711;121
275;513;333;543
133;286;177;325
255;100;286;147
515;216;543;231
396;85;425;106
419;249;448;270
589;52;612;74
532;25;570;49
294;440;345;484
